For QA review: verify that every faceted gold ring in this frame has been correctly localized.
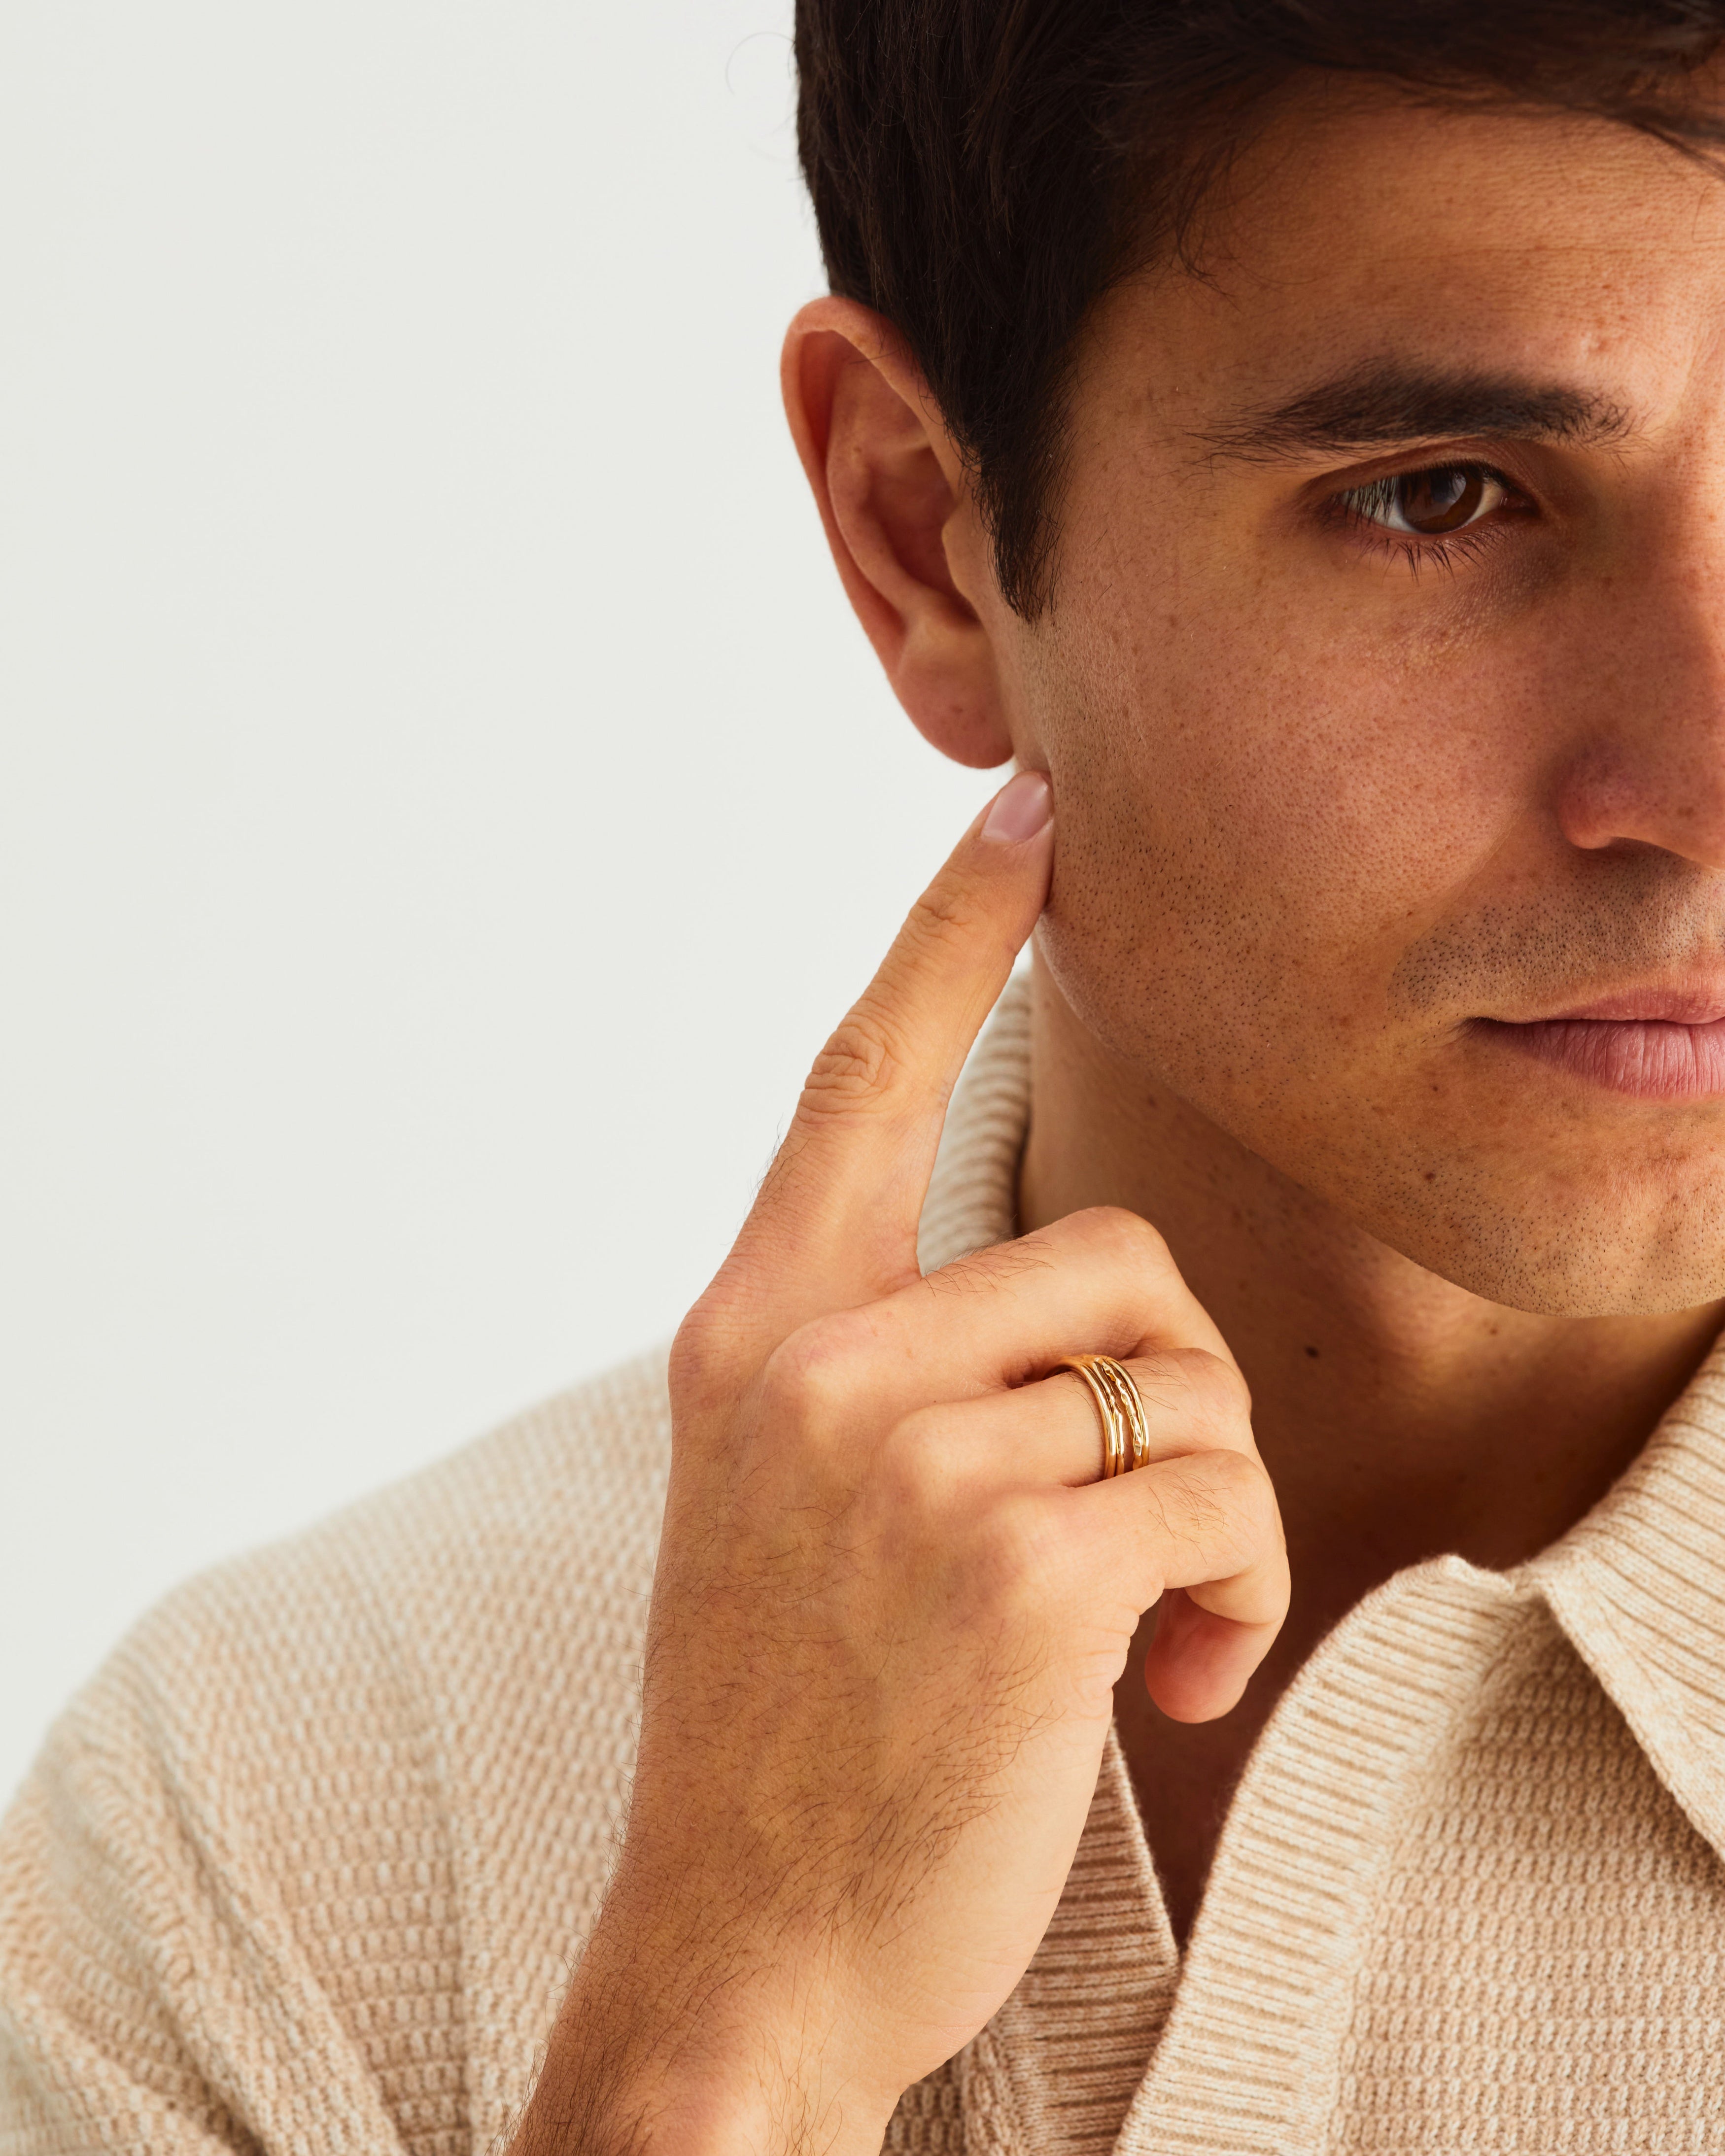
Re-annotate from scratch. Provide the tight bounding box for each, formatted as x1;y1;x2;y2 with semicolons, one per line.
1052;1354;1150;1480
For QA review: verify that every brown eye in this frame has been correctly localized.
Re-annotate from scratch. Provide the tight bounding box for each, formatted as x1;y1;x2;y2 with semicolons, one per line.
1345;464;1507;538
1394;466;1486;532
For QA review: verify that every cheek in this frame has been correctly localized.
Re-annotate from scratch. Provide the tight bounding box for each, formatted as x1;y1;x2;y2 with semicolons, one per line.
1033;596;1539;1090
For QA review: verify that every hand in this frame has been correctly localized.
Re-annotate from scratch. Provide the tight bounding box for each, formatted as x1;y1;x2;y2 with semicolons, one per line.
515;772;1288;2156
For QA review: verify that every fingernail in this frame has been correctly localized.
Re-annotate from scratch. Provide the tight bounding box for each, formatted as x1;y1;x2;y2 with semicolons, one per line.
981;769;1053;845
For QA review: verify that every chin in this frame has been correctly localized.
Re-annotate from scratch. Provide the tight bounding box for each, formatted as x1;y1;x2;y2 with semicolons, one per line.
1366;1157;1725;1320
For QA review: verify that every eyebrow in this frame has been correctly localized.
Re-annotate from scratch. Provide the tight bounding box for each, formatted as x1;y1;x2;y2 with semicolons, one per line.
1198;361;1634;464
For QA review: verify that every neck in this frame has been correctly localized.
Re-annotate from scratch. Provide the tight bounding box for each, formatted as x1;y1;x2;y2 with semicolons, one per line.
1017;952;1723;1605
1017;952;1725;1948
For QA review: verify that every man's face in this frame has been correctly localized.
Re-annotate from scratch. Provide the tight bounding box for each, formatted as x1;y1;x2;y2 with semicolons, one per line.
1000;78;1725;1318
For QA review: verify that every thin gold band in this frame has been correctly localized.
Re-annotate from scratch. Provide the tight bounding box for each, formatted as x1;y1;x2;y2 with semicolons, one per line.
1052;1354;1147;1479
1091;1355;1151;1472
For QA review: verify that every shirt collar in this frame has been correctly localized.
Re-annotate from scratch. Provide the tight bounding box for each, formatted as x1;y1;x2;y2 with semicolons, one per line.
921;973;1725;1859
918;971;1031;1277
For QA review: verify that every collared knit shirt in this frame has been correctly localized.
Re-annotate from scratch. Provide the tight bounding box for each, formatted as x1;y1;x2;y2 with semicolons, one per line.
6;979;1725;2155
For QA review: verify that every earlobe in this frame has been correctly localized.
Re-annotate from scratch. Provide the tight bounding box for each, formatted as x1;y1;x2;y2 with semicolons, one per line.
783;298;1014;771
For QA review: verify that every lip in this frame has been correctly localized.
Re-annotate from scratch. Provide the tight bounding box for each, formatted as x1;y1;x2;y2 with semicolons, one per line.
1474;1014;1725;1099
1544;992;1725;1025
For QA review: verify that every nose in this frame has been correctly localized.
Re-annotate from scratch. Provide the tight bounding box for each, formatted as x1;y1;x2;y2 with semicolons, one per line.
1553;547;1725;872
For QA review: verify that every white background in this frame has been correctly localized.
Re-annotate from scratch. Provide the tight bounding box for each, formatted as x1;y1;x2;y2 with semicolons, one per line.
0;2;993;1805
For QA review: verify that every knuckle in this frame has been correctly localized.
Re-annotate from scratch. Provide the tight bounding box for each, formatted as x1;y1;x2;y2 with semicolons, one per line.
904;877;985;956
797;1002;908;1125
1200;1444;1261;1501
974;1491;1069;1609
873;1406;961;1515
1071;1203;1173;1273
1139;1449;1272;1565
1201;1448;1280;1540
1214;1355;1255;1421
668;1294;737;1411
1164;1348;1253;1438
756;1311;874;1432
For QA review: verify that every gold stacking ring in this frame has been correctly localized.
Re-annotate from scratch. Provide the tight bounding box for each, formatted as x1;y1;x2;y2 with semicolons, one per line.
1052;1354;1150;1479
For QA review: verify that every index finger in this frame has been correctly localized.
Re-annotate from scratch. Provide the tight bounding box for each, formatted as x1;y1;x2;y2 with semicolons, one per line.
736;767;1053;1332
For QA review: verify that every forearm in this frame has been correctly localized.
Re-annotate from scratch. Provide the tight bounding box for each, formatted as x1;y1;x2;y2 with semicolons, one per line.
508;1893;895;2156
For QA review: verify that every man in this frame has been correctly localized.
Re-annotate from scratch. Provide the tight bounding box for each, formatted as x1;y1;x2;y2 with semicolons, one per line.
9;1;1725;2150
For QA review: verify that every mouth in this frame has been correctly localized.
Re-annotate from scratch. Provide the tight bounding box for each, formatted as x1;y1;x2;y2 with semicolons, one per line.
1473;998;1725;1101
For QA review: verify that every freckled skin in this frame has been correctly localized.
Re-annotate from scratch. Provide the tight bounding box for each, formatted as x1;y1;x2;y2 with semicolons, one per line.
936;82;1725;1938
781;73;1725;1953
1011;89;1725;1317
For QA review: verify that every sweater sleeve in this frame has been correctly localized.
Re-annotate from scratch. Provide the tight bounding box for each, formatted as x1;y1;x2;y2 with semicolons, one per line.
0;1360;677;2156
0;1572;431;2156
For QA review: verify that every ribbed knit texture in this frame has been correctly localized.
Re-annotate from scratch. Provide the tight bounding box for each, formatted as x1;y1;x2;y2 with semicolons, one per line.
7;970;1725;2154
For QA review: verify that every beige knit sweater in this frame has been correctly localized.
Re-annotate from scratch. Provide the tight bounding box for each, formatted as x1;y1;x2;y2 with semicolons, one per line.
7;980;1725;2156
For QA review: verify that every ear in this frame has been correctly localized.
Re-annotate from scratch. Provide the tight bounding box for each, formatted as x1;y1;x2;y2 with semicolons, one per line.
782;298;1012;771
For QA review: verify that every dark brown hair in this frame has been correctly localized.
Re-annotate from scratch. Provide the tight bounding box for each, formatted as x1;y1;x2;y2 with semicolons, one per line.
795;0;1725;614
